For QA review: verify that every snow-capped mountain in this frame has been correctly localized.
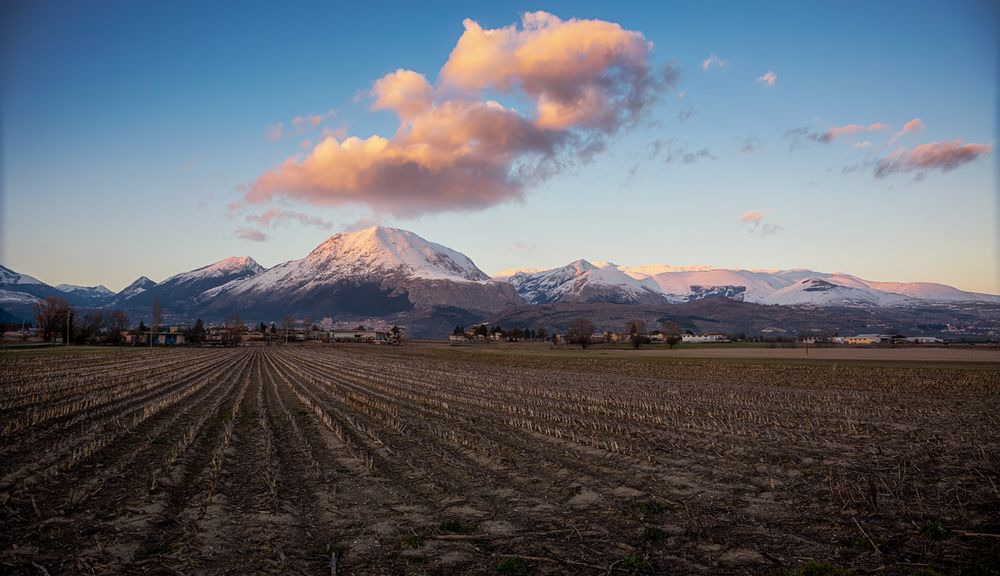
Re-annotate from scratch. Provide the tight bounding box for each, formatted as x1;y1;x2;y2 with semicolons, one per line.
499;261;1000;307
0;265;44;286
55;284;114;298
3;227;998;336
200;227;521;318
116;256;265;312
117;276;157;300
507;260;667;305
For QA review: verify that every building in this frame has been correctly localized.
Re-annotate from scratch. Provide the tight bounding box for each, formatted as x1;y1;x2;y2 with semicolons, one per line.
681;333;727;343
141;331;186;346
906;336;944;344
333;330;388;343
842;334;882;345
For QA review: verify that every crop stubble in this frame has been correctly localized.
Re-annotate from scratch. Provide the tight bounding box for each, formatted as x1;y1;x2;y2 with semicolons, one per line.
0;346;997;574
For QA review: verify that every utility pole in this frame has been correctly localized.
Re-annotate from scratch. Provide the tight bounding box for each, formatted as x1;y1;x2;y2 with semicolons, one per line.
66;309;71;347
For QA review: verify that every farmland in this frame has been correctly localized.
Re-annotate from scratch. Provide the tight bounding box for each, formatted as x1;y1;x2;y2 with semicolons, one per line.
1;346;998;575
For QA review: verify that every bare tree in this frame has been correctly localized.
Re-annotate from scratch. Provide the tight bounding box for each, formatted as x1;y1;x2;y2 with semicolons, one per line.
567;318;594;349
34;296;70;343
151;297;163;347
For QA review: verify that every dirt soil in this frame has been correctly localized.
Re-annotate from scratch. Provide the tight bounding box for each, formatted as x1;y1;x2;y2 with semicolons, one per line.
1;345;998;575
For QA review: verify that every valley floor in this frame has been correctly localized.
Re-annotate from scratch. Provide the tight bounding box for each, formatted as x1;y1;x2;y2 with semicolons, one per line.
1;345;997;575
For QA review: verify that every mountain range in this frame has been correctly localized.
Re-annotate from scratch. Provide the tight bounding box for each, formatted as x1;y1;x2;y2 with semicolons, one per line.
3;226;998;338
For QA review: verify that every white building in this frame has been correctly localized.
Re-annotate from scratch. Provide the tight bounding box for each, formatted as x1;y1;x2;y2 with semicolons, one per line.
681;333;727;343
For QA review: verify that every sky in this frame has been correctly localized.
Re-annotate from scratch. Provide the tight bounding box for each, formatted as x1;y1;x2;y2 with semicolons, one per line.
2;0;998;294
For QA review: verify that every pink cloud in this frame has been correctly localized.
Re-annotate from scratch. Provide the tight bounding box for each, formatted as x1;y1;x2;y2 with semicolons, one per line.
246;208;332;229
234;227;269;242
854;140;872;149
245;11;668;218
874;140;992;178
292;109;336;132
738;209;780;234
757;70;777;86
439;12;663;131
889;117;924;144
739;209;767;224
370;69;433;120
824;122;888;141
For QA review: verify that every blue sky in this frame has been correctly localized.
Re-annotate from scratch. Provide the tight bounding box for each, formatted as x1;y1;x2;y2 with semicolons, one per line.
2;0;997;293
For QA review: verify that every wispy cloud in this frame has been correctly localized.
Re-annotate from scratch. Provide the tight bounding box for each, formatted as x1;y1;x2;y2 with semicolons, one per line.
246;208;332;229
234;227;269;242
889;117;924;144
874;140;992;178
245;12;674;218
265;123;284;141
647;138;715;164
739;209;781;234
739;135;761;155
676;103;695;122
701;53;727;71
291;109;337;133
756;70;777;86
785;122;887;148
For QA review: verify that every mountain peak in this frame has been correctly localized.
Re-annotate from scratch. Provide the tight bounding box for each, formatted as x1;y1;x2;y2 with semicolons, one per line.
306;226;489;282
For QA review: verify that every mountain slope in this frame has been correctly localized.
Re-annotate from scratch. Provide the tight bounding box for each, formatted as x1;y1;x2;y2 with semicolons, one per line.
201;227;521;319
119;256;265;313
507;260;668;305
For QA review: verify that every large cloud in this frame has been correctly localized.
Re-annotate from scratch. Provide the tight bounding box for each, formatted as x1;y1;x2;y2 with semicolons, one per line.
245;12;669;218
874;140;992;178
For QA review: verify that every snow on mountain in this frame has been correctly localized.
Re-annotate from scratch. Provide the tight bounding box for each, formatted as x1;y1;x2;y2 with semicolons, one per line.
201;227;520;317
492;267;545;281
500;260;999;307
209;227;488;299
507;259;668;305
758;277;912;306
862;280;1000;303
0;265;44;285
113;276;157;302
163;256;265;285
0;289;41;305
56;284;113;297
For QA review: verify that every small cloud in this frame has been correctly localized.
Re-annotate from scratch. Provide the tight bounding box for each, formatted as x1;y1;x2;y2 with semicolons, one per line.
676;103;695;122
246;208;332;230
225;201;245;217
739;135;762;154
824;122;887;142
234;227;269;242
738;209;781;235
701;53;727;71
889;117;924;144
785;122;887;148
299;139;312;150
265;123;284;141
292;109;337;133
756;70;777;87
874;140;992;178
342;216;382;232
854;140;872;149
647;138;715;164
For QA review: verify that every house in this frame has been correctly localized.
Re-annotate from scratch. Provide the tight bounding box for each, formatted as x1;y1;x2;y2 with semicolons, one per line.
681;333;727;343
